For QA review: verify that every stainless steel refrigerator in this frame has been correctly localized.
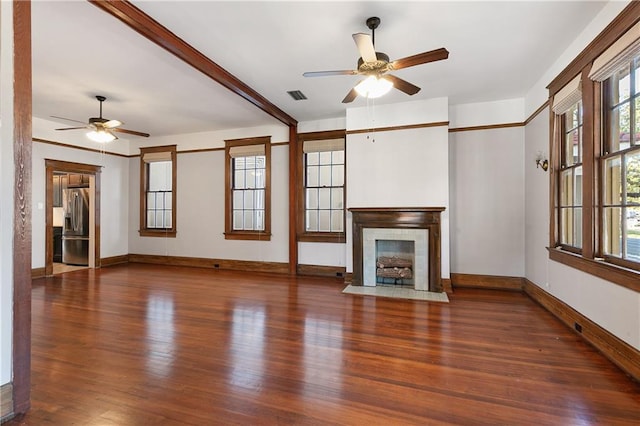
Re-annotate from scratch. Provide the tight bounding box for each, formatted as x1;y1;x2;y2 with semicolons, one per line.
62;187;90;265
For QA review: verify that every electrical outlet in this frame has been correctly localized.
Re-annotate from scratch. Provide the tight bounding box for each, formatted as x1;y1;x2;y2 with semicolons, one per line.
574;322;582;333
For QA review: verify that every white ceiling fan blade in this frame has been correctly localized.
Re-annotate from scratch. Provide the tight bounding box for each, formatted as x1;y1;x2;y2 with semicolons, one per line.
103;119;122;129
352;33;377;63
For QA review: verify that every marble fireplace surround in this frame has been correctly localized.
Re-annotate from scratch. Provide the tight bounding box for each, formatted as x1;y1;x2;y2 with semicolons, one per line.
349;207;445;293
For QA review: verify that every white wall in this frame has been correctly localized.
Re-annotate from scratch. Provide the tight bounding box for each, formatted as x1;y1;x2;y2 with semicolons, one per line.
449;98;525;129
128;124;291;263
0;0;15;386
522;0;639;350
345;98;450;277
525;0;630;117
449;126;525;277
524;108;550;286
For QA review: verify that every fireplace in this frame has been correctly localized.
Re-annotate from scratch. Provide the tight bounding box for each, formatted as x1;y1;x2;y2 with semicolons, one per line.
349;207;445;292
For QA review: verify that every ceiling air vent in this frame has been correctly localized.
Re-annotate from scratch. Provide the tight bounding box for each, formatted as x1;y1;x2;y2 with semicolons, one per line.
287;90;307;101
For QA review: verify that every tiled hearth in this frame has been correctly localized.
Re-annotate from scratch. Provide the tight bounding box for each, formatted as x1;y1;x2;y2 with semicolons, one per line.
349;207;445;292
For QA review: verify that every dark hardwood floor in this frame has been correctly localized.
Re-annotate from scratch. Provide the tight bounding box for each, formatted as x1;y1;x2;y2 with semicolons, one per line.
6;263;639;425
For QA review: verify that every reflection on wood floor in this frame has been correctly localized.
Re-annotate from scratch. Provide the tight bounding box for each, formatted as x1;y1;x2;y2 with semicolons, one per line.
7;263;640;425
53;262;88;275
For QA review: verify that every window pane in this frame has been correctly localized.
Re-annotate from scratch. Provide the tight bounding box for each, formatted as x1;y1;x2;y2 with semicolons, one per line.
331;188;343;209
612;63;631;104
331;210;344;232
627;151;640;205
234;169;245;189
233;210;243;230
147;192;156;209
255;189;265;209
153;192;162;209
604;157;622;205
307;165;319;187
574;166;583;206
148;161;171;191
147;211;155;228
233;190;243;208
603;207;622;257
155;211;163;228
574;207;582;249
235;157;245;169
164;192;172;209
255;156;265;169
332;150;345;164
560;170;573;207
332;164;344;186
306;188;318;209
319;151;332;165
560;208;572;245
635;61;640;94
306;152;319;166
318;188;331;209
627;207;640;261
319;165;331;186
565;129;579;166
244;210;254;230
306;210;318;232
635;97;640;145
617;102;631;151
318;210;331;232
164;211;172;228
565;102;579;130
255;210;265;231
244;190;254;209
255;169;265;188
245;169;256;189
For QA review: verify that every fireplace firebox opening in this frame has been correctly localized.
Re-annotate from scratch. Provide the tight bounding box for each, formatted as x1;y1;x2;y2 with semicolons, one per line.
375;240;415;286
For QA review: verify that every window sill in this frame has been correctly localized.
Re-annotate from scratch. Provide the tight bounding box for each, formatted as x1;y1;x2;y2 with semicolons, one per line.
547;247;639;292
225;231;272;241
298;232;346;243
139;229;177;238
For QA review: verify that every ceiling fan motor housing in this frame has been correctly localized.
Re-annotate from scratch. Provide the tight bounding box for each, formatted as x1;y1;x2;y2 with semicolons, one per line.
357;52;390;73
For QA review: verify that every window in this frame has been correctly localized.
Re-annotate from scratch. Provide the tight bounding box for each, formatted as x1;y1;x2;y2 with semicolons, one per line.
548;10;640;286
225;136;271;240
139;145;177;237
558;100;583;250
297;131;346;243
602;55;640;265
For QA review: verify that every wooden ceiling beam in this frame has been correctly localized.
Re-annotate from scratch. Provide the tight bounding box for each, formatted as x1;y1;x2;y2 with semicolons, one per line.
88;0;297;127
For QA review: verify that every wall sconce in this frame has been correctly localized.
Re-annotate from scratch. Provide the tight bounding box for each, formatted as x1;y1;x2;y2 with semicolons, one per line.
535;151;549;171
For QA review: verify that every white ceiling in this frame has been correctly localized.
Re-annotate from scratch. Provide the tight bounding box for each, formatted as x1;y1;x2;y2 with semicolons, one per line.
32;1;608;139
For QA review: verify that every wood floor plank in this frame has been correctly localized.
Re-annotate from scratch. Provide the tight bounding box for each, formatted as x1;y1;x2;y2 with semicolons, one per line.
5;263;640;425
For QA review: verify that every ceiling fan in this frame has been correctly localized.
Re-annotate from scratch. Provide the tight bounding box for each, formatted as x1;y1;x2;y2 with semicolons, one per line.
303;17;449;103
54;95;150;142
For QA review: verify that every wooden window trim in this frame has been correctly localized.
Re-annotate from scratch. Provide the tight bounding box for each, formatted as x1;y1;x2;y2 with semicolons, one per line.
296;130;346;243
139;145;177;238
548;4;640;279
224;136;271;241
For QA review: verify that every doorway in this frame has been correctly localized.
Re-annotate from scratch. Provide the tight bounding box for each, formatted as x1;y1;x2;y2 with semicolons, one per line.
45;160;101;277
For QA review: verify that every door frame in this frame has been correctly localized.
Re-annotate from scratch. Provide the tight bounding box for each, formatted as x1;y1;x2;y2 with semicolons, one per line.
45;159;101;276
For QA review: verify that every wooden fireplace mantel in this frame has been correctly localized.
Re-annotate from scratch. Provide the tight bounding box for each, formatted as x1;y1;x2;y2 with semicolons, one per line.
349;207;445;292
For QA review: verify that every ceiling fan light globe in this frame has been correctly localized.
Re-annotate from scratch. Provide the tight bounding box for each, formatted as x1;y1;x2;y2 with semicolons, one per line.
354;75;393;99
86;129;116;143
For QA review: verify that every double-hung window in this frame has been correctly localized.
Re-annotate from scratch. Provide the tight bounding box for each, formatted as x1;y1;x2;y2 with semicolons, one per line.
549;12;640;284
139;145;177;237
601;55;640;265
297;131;346;242
552;75;584;251
225;136;271;240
